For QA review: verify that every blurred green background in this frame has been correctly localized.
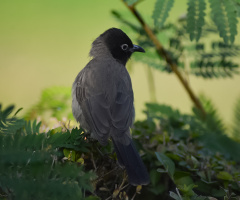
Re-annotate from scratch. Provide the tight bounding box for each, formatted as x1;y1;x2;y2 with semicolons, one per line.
0;0;240;126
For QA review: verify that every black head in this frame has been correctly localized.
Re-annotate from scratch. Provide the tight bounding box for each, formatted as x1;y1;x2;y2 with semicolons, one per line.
99;28;145;65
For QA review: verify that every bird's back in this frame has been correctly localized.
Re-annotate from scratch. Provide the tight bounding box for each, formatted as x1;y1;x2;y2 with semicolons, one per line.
72;57;134;144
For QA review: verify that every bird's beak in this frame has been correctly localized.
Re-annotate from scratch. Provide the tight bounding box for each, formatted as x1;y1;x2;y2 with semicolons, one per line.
130;44;145;53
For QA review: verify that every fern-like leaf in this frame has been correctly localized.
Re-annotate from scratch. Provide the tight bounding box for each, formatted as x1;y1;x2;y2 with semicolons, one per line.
0;104;25;134
187;0;206;41
48;128;90;152
24;120;41;135
210;0;238;44
0;108;95;199
152;0;175;29
233;0;240;17
210;0;228;43
24;86;72;121
145;103;181;119
193;94;225;133
0;105;15;129
223;0;238;43
190;40;240;78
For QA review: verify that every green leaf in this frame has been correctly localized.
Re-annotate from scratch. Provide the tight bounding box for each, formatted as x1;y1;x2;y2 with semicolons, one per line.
198;131;240;162
14;107;23;116
24;86;72;121
150;169;162;186
217;171;233;181
193;94;225;133
223;0;238;43
0;104;25;134
148;184;166;195
210;0;238;44
210;0;228;43
63;148;76;161
186;0;206;41
0;111;95;199
145;103;181;119
24;120;41;135
152;0;175;29
48;128;89;152
233;0;240;17
2;105;15;119
174;171;194;186
155;152;175;179
178;183;197;195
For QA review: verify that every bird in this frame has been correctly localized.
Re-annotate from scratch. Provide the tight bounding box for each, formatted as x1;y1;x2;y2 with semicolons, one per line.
72;28;150;186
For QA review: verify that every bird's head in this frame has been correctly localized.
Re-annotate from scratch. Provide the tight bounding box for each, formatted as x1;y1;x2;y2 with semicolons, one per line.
90;28;145;65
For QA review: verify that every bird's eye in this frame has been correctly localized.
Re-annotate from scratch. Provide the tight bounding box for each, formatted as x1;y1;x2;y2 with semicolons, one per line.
121;44;128;51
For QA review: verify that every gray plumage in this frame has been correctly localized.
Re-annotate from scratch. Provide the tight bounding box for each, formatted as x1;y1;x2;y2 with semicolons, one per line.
72;28;149;185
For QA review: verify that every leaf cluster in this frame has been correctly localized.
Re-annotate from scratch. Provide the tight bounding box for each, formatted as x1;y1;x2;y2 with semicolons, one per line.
0;104;96;200
0;104;146;200
112;10;240;78
24;86;73;122
125;0;240;44
130;97;240;199
2;91;240;199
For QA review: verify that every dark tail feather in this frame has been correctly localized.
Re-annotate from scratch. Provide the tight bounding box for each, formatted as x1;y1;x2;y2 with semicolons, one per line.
112;138;150;186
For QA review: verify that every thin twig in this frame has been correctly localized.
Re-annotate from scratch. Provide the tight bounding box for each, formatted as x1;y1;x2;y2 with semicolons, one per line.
131;192;137;200
105;195;112;200
119;171;127;189
98;167;118;179
106;173;129;200
91;153;97;171
120;183;130;191
121;0;206;118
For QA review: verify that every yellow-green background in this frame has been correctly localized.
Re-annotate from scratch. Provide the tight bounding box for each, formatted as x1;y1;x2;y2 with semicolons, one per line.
0;0;240;127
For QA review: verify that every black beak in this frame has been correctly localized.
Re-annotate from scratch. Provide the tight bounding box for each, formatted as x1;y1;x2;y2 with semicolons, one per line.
130;44;145;53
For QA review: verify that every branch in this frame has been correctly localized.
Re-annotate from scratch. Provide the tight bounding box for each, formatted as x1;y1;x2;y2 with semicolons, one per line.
122;1;206;117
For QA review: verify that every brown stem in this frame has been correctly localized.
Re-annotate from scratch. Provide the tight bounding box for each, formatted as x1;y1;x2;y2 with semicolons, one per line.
122;1;206;117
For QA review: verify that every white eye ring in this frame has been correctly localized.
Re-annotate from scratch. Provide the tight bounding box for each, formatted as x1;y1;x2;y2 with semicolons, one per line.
121;44;128;51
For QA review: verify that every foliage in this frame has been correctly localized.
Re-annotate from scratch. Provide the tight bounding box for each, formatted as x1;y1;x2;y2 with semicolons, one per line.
186;0;206;42
125;0;240;44
193;94;225;133
131;101;240;199
24;86;73;122
2;93;240;199
210;0;238;44
152;0;175;29
0;104;96;200
112;10;240;79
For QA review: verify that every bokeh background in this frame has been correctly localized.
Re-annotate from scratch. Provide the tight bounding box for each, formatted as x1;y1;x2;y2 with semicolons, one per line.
1;0;240;126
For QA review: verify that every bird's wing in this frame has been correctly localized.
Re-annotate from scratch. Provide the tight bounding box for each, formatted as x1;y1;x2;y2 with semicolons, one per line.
74;62;112;145
111;87;134;137
75;60;134;145
109;65;135;147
